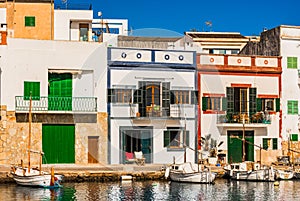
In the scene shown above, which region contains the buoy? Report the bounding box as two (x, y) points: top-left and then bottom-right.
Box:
(274, 181), (279, 186)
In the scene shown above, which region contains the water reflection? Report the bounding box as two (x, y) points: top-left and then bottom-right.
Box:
(1, 179), (300, 200)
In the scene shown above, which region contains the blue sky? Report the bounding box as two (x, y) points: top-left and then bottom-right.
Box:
(58, 0), (300, 37)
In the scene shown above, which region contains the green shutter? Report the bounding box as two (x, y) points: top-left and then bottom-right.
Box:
(256, 98), (262, 112)
(24, 81), (40, 100)
(107, 89), (114, 103)
(191, 91), (198, 105)
(164, 131), (170, 147)
(291, 134), (298, 141)
(275, 98), (280, 112)
(272, 138), (278, 150)
(170, 90), (176, 104)
(287, 57), (297, 69)
(288, 101), (293, 114)
(185, 131), (189, 147)
(222, 97), (227, 111)
(226, 87), (234, 114)
(48, 73), (72, 111)
(25, 16), (35, 27)
(293, 101), (298, 114)
(263, 138), (268, 150)
(249, 88), (257, 116)
(162, 82), (170, 116)
(202, 97), (208, 111)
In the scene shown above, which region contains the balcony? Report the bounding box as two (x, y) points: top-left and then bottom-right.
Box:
(15, 96), (97, 113)
(216, 112), (272, 131)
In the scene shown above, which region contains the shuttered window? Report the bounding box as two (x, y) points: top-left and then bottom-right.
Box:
(287, 57), (297, 69)
(163, 128), (189, 148)
(25, 16), (35, 27)
(291, 134), (298, 141)
(24, 81), (40, 100)
(287, 100), (298, 115)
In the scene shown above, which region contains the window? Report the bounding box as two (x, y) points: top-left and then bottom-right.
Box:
(290, 134), (298, 141)
(171, 90), (190, 104)
(262, 138), (278, 150)
(287, 57), (297, 69)
(164, 127), (189, 149)
(24, 81), (40, 100)
(202, 97), (221, 110)
(79, 24), (89, 41)
(231, 50), (239, 54)
(287, 100), (298, 115)
(107, 89), (132, 103)
(25, 16), (35, 27)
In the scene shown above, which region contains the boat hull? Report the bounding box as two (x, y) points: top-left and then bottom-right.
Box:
(12, 167), (63, 188)
(169, 171), (216, 183)
(275, 169), (294, 180)
(231, 168), (275, 181)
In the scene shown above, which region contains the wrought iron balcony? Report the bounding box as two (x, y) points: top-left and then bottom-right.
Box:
(217, 112), (272, 124)
(15, 96), (97, 113)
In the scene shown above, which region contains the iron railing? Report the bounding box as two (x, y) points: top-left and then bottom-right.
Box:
(217, 112), (271, 124)
(15, 96), (97, 112)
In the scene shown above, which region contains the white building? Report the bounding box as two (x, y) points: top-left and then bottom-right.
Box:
(241, 25), (300, 143)
(107, 47), (198, 164)
(198, 53), (282, 163)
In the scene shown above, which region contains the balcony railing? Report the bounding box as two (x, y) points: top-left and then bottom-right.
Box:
(15, 96), (97, 112)
(217, 112), (271, 124)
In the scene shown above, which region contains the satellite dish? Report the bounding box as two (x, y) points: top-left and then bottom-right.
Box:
(98, 11), (102, 17)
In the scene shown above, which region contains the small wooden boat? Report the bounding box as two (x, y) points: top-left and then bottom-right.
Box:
(165, 162), (216, 184)
(224, 161), (275, 181)
(275, 169), (294, 180)
(11, 94), (63, 188)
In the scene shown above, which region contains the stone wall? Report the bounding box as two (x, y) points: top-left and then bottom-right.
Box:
(240, 27), (281, 56)
(0, 105), (108, 165)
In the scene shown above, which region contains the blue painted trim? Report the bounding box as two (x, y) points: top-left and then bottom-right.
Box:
(108, 61), (196, 69)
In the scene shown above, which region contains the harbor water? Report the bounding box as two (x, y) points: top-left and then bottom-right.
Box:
(1, 179), (300, 200)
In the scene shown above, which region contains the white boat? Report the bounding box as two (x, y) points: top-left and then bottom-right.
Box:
(275, 169), (294, 180)
(12, 167), (63, 187)
(11, 95), (63, 188)
(224, 161), (275, 182)
(165, 162), (217, 184)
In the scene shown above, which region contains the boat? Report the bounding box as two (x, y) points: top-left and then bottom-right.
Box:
(275, 168), (294, 180)
(223, 161), (275, 181)
(165, 162), (217, 184)
(10, 94), (63, 188)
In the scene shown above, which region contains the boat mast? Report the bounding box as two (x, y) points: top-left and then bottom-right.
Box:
(242, 113), (245, 162)
(28, 93), (32, 173)
(184, 114), (186, 163)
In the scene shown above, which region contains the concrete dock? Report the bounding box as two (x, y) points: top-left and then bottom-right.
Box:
(0, 164), (225, 183)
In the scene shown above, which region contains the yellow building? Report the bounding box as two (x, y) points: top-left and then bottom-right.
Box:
(0, 0), (54, 40)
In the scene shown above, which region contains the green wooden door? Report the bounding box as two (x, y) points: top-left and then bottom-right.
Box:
(227, 131), (254, 163)
(48, 73), (72, 111)
(228, 131), (243, 163)
(42, 124), (75, 163)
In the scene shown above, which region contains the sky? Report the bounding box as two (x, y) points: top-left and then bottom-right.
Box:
(58, 0), (300, 37)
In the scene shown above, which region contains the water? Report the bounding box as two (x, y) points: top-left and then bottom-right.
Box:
(0, 179), (300, 201)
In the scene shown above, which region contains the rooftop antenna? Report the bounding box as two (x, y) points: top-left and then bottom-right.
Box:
(205, 21), (212, 32)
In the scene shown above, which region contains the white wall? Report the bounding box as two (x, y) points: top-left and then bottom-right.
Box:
(280, 26), (300, 140)
(200, 73), (281, 157)
(1, 38), (107, 111)
(0, 8), (6, 31)
(54, 10), (93, 41)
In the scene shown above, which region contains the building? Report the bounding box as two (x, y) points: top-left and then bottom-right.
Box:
(107, 47), (198, 164)
(197, 53), (282, 163)
(185, 31), (259, 54)
(0, 37), (109, 165)
(240, 25), (300, 144)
